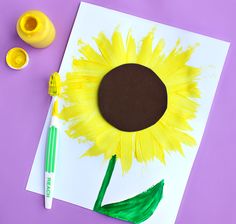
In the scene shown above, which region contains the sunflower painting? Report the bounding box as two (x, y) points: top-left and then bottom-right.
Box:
(56, 28), (201, 223)
(26, 3), (230, 224)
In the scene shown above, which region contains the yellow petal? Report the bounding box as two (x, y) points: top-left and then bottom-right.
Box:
(82, 145), (103, 157)
(72, 59), (110, 77)
(78, 40), (108, 65)
(96, 130), (120, 159)
(135, 131), (155, 163)
(149, 38), (165, 68)
(137, 30), (155, 66)
(162, 110), (193, 131)
(120, 132), (134, 173)
(150, 131), (166, 164)
(94, 32), (114, 65)
(111, 29), (126, 66)
(126, 31), (136, 63)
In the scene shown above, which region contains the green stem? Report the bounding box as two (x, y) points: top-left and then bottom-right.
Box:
(94, 155), (117, 211)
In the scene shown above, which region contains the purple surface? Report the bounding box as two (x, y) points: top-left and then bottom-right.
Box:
(0, 0), (235, 223)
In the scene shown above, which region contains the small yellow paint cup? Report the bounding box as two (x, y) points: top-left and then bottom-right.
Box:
(16, 10), (56, 48)
(6, 47), (29, 70)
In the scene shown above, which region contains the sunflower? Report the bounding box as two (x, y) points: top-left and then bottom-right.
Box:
(58, 28), (201, 173)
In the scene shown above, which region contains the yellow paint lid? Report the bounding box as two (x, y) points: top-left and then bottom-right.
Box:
(6, 47), (29, 70)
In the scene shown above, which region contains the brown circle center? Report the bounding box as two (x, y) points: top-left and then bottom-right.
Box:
(98, 63), (167, 132)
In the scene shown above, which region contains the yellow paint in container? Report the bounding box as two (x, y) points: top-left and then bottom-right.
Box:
(6, 47), (29, 70)
(16, 10), (56, 48)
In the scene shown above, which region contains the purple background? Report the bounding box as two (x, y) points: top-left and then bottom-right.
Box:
(0, 0), (235, 223)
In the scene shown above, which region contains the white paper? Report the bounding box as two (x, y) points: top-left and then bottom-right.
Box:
(27, 2), (230, 224)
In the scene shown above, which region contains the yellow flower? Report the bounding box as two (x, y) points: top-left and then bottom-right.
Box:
(59, 29), (201, 173)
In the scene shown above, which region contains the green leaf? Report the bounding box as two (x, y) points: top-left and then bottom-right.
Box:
(95, 179), (164, 224)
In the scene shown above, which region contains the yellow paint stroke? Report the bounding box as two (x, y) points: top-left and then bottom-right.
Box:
(58, 29), (201, 173)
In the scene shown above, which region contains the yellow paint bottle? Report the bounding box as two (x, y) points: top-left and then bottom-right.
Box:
(16, 10), (56, 48)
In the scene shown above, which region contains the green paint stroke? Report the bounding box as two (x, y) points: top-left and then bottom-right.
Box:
(94, 155), (117, 210)
(94, 155), (164, 223)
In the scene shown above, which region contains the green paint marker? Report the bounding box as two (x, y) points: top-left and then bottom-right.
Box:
(45, 72), (61, 209)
